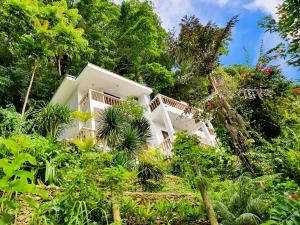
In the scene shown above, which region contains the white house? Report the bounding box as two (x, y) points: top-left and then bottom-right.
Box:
(50, 63), (217, 154)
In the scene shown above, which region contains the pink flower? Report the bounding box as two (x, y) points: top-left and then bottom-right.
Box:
(290, 195), (298, 199)
(267, 68), (273, 73)
(292, 89), (300, 93)
(206, 103), (213, 110)
(258, 65), (264, 70)
(215, 81), (223, 87)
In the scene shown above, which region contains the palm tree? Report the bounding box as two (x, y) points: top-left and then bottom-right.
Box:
(96, 105), (152, 224)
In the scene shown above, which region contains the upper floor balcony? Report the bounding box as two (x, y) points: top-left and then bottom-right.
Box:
(80, 89), (124, 111)
(150, 94), (196, 116)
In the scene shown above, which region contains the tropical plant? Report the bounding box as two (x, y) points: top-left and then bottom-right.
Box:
(96, 102), (151, 162)
(260, 0), (300, 67)
(0, 144), (47, 224)
(0, 106), (28, 137)
(33, 104), (71, 138)
(138, 149), (165, 192)
(215, 175), (268, 225)
(172, 131), (219, 225)
(101, 165), (134, 224)
(263, 194), (300, 225)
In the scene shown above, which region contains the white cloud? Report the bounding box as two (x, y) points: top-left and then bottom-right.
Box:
(113, 0), (198, 30)
(244, 0), (282, 19)
(151, 0), (196, 30)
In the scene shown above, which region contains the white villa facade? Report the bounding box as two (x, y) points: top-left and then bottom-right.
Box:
(50, 63), (217, 154)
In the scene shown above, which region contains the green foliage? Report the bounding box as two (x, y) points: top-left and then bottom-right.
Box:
(115, 97), (144, 120)
(138, 149), (165, 192)
(0, 106), (26, 137)
(121, 197), (207, 225)
(71, 110), (94, 124)
(97, 104), (151, 163)
(101, 165), (134, 194)
(215, 175), (268, 225)
(33, 104), (71, 138)
(260, 0), (300, 67)
(0, 139), (48, 224)
(263, 195), (300, 225)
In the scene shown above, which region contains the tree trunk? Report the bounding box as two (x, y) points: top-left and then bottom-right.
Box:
(56, 55), (62, 76)
(193, 165), (219, 225)
(112, 193), (121, 224)
(210, 73), (256, 175)
(21, 62), (37, 118)
(112, 202), (121, 223)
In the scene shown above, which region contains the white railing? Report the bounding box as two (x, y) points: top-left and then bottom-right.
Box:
(91, 90), (123, 106)
(149, 94), (196, 115)
(160, 137), (172, 154)
(79, 90), (124, 110)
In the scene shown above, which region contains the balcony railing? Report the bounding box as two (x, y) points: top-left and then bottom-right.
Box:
(91, 90), (123, 106)
(79, 93), (89, 110)
(79, 90), (124, 110)
(77, 127), (96, 140)
(150, 94), (195, 114)
(160, 137), (172, 153)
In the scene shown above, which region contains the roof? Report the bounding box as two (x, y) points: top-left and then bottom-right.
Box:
(50, 63), (153, 105)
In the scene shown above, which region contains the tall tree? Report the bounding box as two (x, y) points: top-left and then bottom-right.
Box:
(113, 0), (174, 93)
(167, 15), (256, 174)
(260, 0), (300, 68)
(0, 0), (88, 113)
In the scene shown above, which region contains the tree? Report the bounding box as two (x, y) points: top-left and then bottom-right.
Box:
(101, 166), (133, 224)
(41, 0), (88, 76)
(111, 0), (174, 93)
(168, 15), (257, 174)
(0, 0), (88, 114)
(260, 0), (300, 68)
(172, 132), (219, 225)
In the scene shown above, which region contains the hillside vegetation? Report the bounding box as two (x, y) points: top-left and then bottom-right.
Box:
(0, 0), (299, 224)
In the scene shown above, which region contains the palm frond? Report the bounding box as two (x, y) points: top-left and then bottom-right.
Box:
(235, 213), (261, 225)
(130, 116), (151, 144)
(96, 107), (125, 146)
(246, 198), (268, 219)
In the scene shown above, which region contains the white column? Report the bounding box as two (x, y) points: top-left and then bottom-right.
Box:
(158, 95), (175, 141)
(88, 89), (96, 138)
(139, 94), (151, 112)
(201, 121), (215, 145)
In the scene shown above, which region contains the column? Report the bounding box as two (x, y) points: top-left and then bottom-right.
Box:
(88, 89), (96, 138)
(158, 95), (175, 141)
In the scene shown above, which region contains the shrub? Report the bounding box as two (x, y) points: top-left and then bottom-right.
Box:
(138, 149), (165, 192)
(0, 106), (29, 137)
(34, 104), (71, 138)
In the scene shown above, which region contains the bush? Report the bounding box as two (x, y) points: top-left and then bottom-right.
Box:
(0, 106), (29, 137)
(33, 104), (71, 138)
(138, 149), (165, 192)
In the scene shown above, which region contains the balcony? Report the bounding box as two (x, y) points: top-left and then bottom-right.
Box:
(150, 94), (188, 112)
(80, 90), (124, 110)
(160, 137), (172, 154)
(77, 127), (96, 140)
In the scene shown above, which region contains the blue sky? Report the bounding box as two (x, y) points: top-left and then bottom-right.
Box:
(114, 0), (299, 81)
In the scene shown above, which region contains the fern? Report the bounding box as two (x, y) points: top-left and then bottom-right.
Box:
(235, 213), (261, 225)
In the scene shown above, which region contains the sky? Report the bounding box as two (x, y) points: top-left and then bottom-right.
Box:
(114, 0), (299, 80)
